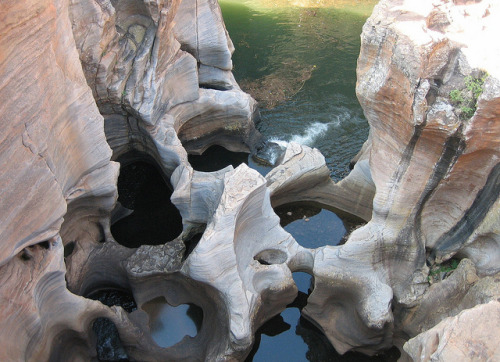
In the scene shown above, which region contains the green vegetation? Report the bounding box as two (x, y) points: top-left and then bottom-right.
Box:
(449, 72), (488, 120)
(428, 259), (459, 283)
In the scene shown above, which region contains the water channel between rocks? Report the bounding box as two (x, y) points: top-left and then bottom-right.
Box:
(107, 1), (402, 360)
(219, 1), (394, 360)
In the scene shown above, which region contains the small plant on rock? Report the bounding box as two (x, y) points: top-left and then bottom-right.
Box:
(428, 258), (459, 283)
(449, 71), (488, 120)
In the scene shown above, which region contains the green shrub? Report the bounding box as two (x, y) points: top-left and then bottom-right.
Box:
(449, 71), (488, 120)
(449, 89), (463, 103)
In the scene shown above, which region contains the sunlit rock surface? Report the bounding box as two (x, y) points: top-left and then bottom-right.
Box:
(266, 142), (375, 221)
(0, 0), (262, 360)
(70, 0), (260, 169)
(0, 0), (118, 359)
(1, 0), (500, 360)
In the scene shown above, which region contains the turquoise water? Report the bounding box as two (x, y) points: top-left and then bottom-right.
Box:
(220, 0), (376, 180)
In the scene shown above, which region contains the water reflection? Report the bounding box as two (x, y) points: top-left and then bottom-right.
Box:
(246, 272), (400, 362)
(142, 297), (203, 348)
(275, 203), (349, 248)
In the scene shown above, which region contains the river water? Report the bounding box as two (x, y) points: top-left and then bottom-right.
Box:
(220, 0), (376, 181)
(216, 1), (400, 361)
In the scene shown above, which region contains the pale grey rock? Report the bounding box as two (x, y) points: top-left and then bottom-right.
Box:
(71, 0), (259, 172)
(267, 142), (375, 221)
(180, 164), (305, 358)
(172, 0), (233, 70)
(171, 163), (230, 228)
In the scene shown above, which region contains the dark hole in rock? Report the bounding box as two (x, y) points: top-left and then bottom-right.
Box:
(111, 157), (183, 248)
(28, 240), (50, 250)
(64, 241), (76, 258)
(254, 249), (287, 265)
(188, 145), (249, 172)
(38, 240), (50, 249)
(19, 249), (31, 261)
(274, 202), (365, 248)
(142, 297), (204, 348)
(87, 289), (137, 362)
(182, 232), (204, 261)
(199, 83), (232, 91)
(97, 223), (106, 244)
(87, 288), (137, 313)
(93, 318), (129, 362)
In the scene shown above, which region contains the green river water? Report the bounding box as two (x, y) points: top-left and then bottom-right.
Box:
(220, 0), (377, 181)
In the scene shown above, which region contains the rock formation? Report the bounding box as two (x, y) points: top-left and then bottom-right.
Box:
(0, 0), (499, 361)
(404, 301), (500, 361)
(299, 0), (500, 356)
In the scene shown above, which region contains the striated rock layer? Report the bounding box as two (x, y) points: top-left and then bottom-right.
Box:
(298, 0), (500, 356)
(1, 0), (500, 360)
(0, 0), (262, 360)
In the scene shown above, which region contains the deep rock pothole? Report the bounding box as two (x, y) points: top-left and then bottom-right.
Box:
(188, 145), (249, 172)
(111, 158), (183, 248)
(86, 289), (137, 361)
(254, 249), (288, 265)
(246, 269), (399, 362)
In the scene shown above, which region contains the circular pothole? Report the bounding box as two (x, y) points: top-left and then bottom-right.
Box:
(254, 249), (288, 265)
(111, 159), (183, 248)
(274, 202), (364, 248)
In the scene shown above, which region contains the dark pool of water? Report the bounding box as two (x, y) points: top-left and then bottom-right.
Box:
(111, 160), (183, 248)
(188, 145), (249, 172)
(142, 297), (203, 348)
(246, 272), (400, 362)
(275, 202), (364, 247)
(220, 0), (376, 181)
(275, 204), (346, 247)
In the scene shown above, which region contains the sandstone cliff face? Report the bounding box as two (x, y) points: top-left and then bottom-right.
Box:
(0, 0), (261, 359)
(1, 0), (499, 360)
(266, 0), (500, 357)
(0, 0), (119, 359)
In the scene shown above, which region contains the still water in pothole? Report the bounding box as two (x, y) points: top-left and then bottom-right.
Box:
(275, 202), (366, 248)
(246, 273), (400, 362)
(142, 297), (204, 348)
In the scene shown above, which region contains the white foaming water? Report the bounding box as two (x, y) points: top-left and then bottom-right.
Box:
(270, 119), (339, 148)
(261, 111), (351, 166)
